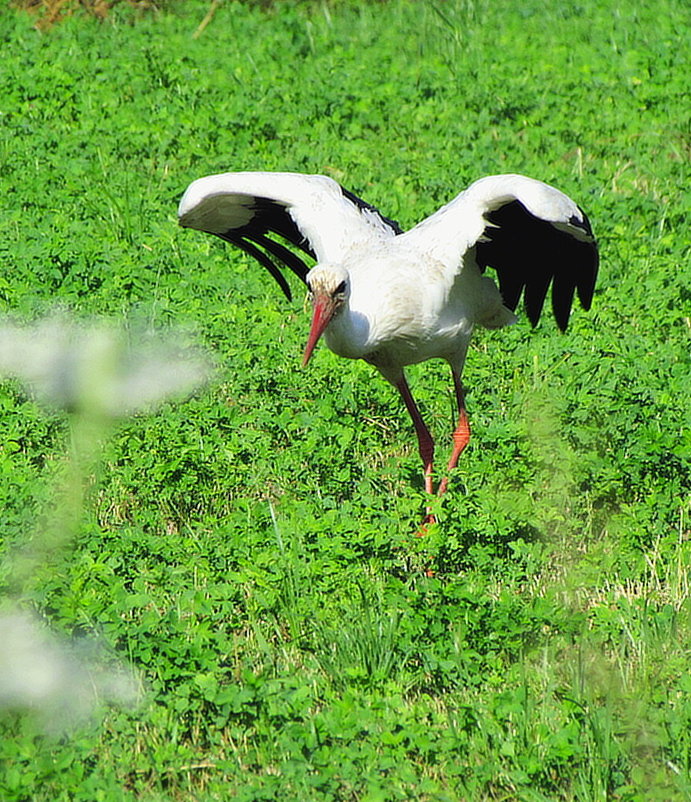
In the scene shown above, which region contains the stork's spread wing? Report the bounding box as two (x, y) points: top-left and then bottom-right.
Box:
(178, 172), (401, 301)
(405, 174), (598, 330)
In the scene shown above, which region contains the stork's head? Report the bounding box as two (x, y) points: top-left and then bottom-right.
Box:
(302, 264), (350, 367)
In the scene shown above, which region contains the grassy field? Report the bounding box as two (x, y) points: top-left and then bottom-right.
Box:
(1, 0), (690, 798)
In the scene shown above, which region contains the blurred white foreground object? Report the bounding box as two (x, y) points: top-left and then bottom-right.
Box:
(0, 316), (211, 416)
(0, 610), (139, 731)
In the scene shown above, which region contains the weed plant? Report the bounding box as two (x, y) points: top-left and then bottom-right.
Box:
(0, 0), (690, 799)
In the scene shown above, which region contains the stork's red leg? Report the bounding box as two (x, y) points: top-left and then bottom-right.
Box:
(395, 376), (435, 497)
(437, 370), (470, 497)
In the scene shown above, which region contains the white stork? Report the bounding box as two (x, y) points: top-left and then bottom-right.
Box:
(178, 171), (598, 507)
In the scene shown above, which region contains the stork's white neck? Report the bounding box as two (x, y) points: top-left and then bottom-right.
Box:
(323, 305), (371, 359)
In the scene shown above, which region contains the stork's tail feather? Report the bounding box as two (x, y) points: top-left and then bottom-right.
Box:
(476, 276), (518, 329)
(478, 304), (518, 330)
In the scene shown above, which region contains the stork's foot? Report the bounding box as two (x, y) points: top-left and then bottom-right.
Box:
(437, 476), (450, 497)
(416, 510), (437, 536)
(435, 405), (470, 497)
(414, 512), (437, 575)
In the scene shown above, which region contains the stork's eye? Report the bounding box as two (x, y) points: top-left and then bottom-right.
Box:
(335, 280), (347, 295)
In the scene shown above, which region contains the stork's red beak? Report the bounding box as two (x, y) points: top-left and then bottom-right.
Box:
(302, 295), (335, 367)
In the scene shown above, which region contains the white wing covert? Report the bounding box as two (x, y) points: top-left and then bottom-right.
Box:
(404, 174), (599, 330)
(178, 172), (402, 301)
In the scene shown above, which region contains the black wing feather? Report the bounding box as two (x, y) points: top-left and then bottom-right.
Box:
(218, 233), (295, 301)
(250, 198), (317, 260)
(340, 186), (403, 234)
(208, 191), (400, 300)
(475, 200), (598, 331)
(212, 197), (315, 298)
(251, 233), (312, 282)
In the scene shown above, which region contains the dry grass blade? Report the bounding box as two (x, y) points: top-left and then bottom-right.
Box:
(192, 0), (220, 39)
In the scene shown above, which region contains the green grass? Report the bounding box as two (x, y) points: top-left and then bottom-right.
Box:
(1, 0), (690, 798)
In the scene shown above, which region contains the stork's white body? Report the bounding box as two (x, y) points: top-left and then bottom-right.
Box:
(321, 240), (512, 380)
(178, 170), (598, 505)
